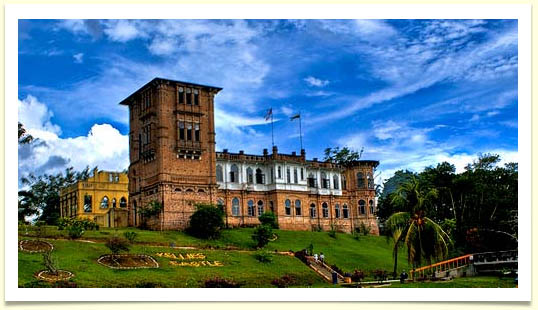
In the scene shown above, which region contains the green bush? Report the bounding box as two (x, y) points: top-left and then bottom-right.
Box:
(204, 277), (241, 288)
(123, 231), (138, 243)
(187, 204), (225, 239)
(105, 236), (130, 255)
(271, 274), (296, 288)
(67, 224), (84, 239)
(258, 211), (279, 229)
(358, 222), (371, 236)
(254, 250), (273, 263)
(252, 224), (273, 248)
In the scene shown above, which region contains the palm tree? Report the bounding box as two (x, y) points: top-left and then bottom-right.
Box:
(385, 177), (451, 278)
(18, 122), (33, 144)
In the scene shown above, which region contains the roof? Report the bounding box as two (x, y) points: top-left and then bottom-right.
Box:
(119, 77), (223, 105)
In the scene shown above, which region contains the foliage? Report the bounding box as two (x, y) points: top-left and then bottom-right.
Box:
(254, 250), (273, 263)
(307, 243), (314, 256)
(328, 224), (337, 239)
(57, 217), (99, 231)
(18, 122), (34, 144)
(258, 211), (279, 229)
(67, 225), (85, 239)
(271, 274), (296, 288)
(330, 264), (344, 275)
(105, 236), (130, 255)
(42, 251), (59, 275)
(372, 269), (388, 282)
(139, 200), (163, 218)
(19, 166), (93, 224)
(123, 231), (138, 243)
(204, 277), (241, 288)
(358, 222), (371, 236)
(351, 269), (365, 282)
(323, 146), (363, 165)
(187, 203), (225, 239)
(252, 224), (273, 248)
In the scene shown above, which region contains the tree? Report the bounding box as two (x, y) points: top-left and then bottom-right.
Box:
(385, 177), (451, 276)
(18, 122), (33, 144)
(258, 211), (279, 229)
(323, 146), (363, 165)
(252, 224), (273, 248)
(105, 236), (130, 266)
(187, 203), (225, 239)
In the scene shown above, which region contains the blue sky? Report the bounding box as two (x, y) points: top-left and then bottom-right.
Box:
(18, 19), (518, 183)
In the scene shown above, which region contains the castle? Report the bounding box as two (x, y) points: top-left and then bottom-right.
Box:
(119, 77), (379, 234)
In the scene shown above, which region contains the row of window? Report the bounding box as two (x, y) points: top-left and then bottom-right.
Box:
(357, 172), (375, 189)
(178, 87), (200, 106)
(178, 121), (201, 142)
(82, 195), (127, 213)
(224, 198), (374, 218)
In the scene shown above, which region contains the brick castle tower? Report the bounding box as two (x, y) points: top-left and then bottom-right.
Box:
(120, 78), (222, 230)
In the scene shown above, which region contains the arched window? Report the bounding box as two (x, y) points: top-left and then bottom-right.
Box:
(357, 172), (365, 188)
(120, 197), (127, 208)
(112, 198), (117, 208)
(257, 200), (264, 216)
(278, 166), (282, 179)
(232, 197), (240, 216)
(307, 173), (317, 188)
(342, 204), (349, 218)
(230, 164), (239, 183)
(321, 172), (329, 189)
(293, 168), (298, 183)
(369, 200), (375, 215)
(342, 175), (347, 190)
(335, 204), (340, 218)
(100, 196), (109, 208)
(248, 200), (255, 217)
(322, 202), (329, 218)
(217, 198), (225, 212)
(216, 165), (223, 182)
(333, 175), (339, 190)
(295, 200), (302, 216)
(84, 195), (93, 212)
(247, 167), (254, 184)
(367, 173), (374, 189)
(309, 203), (316, 218)
(286, 167), (291, 183)
(359, 200), (366, 215)
(256, 168), (264, 184)
(285, 199), (291, 216)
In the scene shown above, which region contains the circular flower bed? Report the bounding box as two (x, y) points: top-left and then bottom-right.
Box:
(19, 240), (53, 253)
(97, 254), (159, 269)
(35, 270), (74, 282)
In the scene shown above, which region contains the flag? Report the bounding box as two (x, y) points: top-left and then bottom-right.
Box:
(264, 108), (272, 121)
(290, 113), (300, 121)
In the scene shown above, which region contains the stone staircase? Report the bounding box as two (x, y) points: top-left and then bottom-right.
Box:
(305, 256), (345, 284)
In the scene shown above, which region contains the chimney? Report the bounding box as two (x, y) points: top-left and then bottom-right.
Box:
(301, 149), (306, 156)
(239, 150), (244, 155)
(313, 158), (318, 162)
(263, 148), (268, 156)
(223, 149), (228, 153)
(292, 151), (296, 156)
(272, 145), (278, 155)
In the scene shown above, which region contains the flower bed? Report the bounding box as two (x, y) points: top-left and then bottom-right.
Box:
(97, 254), (159, 269)
(19, 240), (53, 253)
(35, 270), (74, 282)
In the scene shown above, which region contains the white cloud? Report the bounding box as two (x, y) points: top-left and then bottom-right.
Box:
(18, 96), (129, 182)
(102, 20), (144, 42)
(280, 106), (294, 117)
(73, 52), (84, 63)
(304, 76), (329, 87)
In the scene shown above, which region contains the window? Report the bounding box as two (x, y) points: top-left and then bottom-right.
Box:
(333, 175), (339, 190)
(321, 172), (329, 189)
(278, 166), (282, 179)
(307, 173), (317, 188)
(186, 88), (192, 105)
(246, 167), (254, 184)
(230, 164), (239, 183)
(285, 199), (291, 216)
(293, 168), (298, 184)
(179, 121), (185, 140)
(359, 200), (366, 215)
(84, 195), (92, 213)
(270, 169), (274, 183)
(248, 200), (255, 217)
(232, 197), (240, 216)
(112, 198), (117, 208)
(286, 167), (291, 183)
(120, 197), (127, 208)
(217, 198), (225, 212)
(216, 165), (224, 182)
(194, 89), (199, 105)
(257, 200), (264, 216)
(309, 203), (316, 218)
(300, 168), (304, 180)
(143, 124), (152, 145)
(270, 201), (274, 213)
(367, 173), (374, 189)
(357, 172), (365, 188)
(100, 196), (109, 209)
(335, 204), (340, 218)
(187, 123), (192, 141)
(114, 175), (119, 182)
(178, 87), (184, 104)
(369, 200), (375, 215)
(194, 123), (200, 142)
(342, 175), (347, 190)
(322, 202), (329, 218)
(109, 173), (113, 182)
(342, 204), (349, 218)
(295, 200), (302, 216)
(256, 168), (264, 184)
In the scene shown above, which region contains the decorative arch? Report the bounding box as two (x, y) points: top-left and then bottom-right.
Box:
(120, 197), (127, 208)
(335, 204), (340, 218)
(285, 199), (291, 216)
(257, 200), (264, 216)
(309, 203), (316, 218)
(100, 196), (109, 208)
(295, 199), (302, 216)
(232, 197), (240, 216)
(230, 164), (239, 183)
(246, 167), (254, 184)
(322, 202), (329, 218)
(359, 200), (366, 215)
(247, 200), (255, 216)
(216, 165), (224, 182)
(342, 204), (349, 219)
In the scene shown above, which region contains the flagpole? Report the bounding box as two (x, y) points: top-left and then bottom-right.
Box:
(299, 111), (303, 151)
(271, 109), (274, 148)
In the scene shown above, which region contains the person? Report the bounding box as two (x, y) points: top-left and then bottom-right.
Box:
(313, 253), (319, 262)
(400, 270), (408, 284)
(320, 252), (325, 264)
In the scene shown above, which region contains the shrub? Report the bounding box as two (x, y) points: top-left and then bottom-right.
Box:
(358, 222), (371, 236)
(67, 224), (84, 239)
(123, 231), (138, 243)
(105, 236), (130, 255)
(351, 269), (365, 282)
(312, 225), (323, 232)
(294, 249), (308, 264)
(204, 277), (241, 288)
(251, 224), (273, 248)
(187, 204), (224, 239)
(258, 211), (279, 229)
(307, 243), (314, 256)
(271, 274), (296, 288)
(328, 224), (338, 239)
(372, 269), (388, 282)
(330, 264), (344, 275)
(254, 250), (273, 263)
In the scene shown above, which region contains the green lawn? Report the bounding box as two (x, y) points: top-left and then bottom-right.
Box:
(387, 276), (516, 288)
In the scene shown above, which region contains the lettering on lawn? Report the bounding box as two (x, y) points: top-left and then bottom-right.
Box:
(155, 252), (223, 267)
